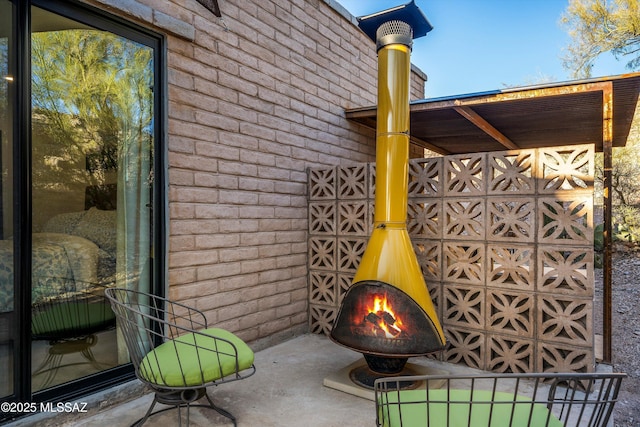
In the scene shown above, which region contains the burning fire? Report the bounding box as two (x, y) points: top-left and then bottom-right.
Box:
(361, 293), (407, 339)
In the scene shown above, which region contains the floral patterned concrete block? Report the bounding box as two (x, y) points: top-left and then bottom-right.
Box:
(487, 334), (535, 373)
(537, 145), (594, 193)
(488, 149), (535, 195)
(486, 289), (534, 338)
(409, 157), (442, 197)
(308, 167), (336, 200)
(444, 199), (486, 240)
(444, 153), (486, 196)
(488, 198), (535, 242)
(487, 244), (534, 290)
(408, 199), (442, 238)
(338, 165), (368, 199)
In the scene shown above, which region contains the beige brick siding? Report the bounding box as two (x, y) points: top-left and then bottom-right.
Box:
(85, 0), (427, 346)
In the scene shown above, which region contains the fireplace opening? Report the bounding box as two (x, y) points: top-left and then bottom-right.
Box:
(331, 280), (443, 358)
(331, 280), (445, 386)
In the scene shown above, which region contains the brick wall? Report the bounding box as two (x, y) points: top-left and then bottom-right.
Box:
(85, 0), (428, 348)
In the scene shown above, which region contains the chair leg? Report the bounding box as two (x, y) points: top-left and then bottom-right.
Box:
(204, 391), (237, 427)
(132, 394), (159, 427)
(133, 389), (237, 427)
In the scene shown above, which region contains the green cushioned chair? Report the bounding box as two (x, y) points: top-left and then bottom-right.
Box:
(139, 327), (254, 387)
(375, 372), (626, 427)
(105, 288), (256, 427)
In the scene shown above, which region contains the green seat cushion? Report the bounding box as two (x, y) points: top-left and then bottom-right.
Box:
(32, 301), (115, 337)
(379, 388), (563, 427)
(139, 327), (254, 387)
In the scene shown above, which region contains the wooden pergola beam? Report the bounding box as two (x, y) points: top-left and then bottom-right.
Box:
(409, 81), (615, 112)
(409, 136), (451, 155)
(345, 109), (451, 155)
(453, 106), (519, 150)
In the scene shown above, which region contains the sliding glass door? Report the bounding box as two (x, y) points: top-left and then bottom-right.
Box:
(0, 0), (164, 417)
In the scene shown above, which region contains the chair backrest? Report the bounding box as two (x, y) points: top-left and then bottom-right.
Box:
(104, 288), (209, 369)
(104, 288), (152, 368)
(374, 372), (626, 427)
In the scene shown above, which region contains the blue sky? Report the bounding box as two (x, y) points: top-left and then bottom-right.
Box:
(337, 0), (629, 99)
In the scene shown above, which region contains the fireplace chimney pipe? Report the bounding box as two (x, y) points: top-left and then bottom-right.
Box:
(351, 2), (446, 348)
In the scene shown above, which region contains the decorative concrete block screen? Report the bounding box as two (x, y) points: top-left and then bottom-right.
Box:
(308, 144), (595, 374)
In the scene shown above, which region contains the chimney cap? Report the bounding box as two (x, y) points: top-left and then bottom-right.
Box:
(357, 1), (433, 43)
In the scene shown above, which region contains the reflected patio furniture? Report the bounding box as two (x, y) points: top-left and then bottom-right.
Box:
(375, 372), (626, 427)
(105, 288), (256, 427)
(31, 282), (116, 389)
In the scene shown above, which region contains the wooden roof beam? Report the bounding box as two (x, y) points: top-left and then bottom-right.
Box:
(346, 109), (450, 155)
(409, 135), (451, 155)
(453, 106), (519, 150)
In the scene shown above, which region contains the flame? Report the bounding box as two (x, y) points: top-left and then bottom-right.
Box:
(365, 293), (404, 338)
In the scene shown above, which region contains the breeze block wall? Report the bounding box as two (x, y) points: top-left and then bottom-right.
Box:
(309, 144), (596, 374)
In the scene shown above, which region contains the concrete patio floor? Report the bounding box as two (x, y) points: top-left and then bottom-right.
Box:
(86, 333), (379, 427)
(7, 333), (624, 427)
(11, 333), (475, 427)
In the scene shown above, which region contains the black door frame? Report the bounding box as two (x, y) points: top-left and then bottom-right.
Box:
(2, 0), (166, 417)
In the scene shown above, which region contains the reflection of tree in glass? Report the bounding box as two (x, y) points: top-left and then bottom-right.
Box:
(0, 37), (9, 102)
(0, 38), (8, 123)
(31, 30), (153, 189)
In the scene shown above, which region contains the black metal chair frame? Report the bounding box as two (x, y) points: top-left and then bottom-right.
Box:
(105, 288), (256, 427)
(375, 371), (626, 427)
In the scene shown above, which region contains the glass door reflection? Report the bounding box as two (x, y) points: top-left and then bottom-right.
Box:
(29, 5), (154, 391)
